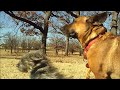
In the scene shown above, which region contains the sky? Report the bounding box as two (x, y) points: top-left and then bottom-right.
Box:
(0, 11), (112, 44)
(0, 12), (44, 44)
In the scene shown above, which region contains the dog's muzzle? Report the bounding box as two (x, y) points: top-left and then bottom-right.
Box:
(69, 31), (78, 38)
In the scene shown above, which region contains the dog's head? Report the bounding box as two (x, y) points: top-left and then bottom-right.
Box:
(62, 12), (108, 47)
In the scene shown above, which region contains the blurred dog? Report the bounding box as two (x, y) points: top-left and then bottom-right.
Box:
(62, 12), (120, 79)
(17, 50), (64, 79)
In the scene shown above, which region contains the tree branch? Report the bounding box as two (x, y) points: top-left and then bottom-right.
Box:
(4, 11), (44, 34)
(51, 12), (69, 24)
(51, 12), (59, 18)
(66, 11), (79, 18)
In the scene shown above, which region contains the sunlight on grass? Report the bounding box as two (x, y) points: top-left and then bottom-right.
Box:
(0, 49), (95, 79)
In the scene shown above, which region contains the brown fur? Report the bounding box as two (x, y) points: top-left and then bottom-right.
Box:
(63, 12), (120, 79)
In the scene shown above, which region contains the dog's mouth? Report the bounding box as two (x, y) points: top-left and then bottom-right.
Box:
(61, 25), (78, 39)
(69, 31), (78, 38)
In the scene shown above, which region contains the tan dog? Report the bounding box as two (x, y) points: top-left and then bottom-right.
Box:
(62, 12), (120, 79)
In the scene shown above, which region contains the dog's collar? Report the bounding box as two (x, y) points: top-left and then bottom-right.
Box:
(83, 36), (100, 59)
(82, 25), (106, 48)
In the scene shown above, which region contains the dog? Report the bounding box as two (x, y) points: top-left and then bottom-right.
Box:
(62, 12), (120, 79)
(17, 50), (64, 79)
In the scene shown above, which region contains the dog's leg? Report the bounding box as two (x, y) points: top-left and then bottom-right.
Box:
(86, 68), (91, 79)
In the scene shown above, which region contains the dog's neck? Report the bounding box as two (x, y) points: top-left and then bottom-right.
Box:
(81, 25), (107, 48)
(83, 36), (100, 59)
(81, 25), (107, 59)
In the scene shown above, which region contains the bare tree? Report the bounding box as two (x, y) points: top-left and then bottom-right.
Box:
(3, 32), (19, 54)
(41, 11), (51, 55)
(4, 11), (51, 55)
(68, 39), (82, 55)
(49, 35), (65, 55)
(21, 38), (27, 52)
(32, 39), (41, 50)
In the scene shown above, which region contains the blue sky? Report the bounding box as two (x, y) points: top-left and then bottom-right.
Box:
(0, 11), (112, 44)
(0, 12), (21, 35)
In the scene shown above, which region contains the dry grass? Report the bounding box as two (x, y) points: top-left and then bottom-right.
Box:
(0, 49), (95, 79)
(0, 58), (30, 79)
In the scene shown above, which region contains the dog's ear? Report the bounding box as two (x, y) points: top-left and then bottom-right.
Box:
(87, 12), (107, 25)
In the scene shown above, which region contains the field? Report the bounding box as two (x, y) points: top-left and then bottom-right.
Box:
(0, 49), (94, 79)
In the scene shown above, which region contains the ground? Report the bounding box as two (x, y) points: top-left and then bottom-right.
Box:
(0, 49), (94, 79)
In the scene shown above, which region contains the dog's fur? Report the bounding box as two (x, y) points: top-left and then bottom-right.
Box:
(62, 12), (120, 79)
(17, 50), (64, 79)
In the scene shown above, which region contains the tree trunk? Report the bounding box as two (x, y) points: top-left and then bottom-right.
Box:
(111, 11), (119, 35)
(28, 49), (30, 52)
(55, 42), (58, 55)
(5, 46), (6, 51)
(10, 46), (13, 54)
(79, 47), (83, 56)
(22, 48), (24, 52)
(41, 11), (51, 55)
(65, 35), (69, 56)
(41, 33), (47, 55)
(14, 46), (17, 53)
(55, 48), (58, 55)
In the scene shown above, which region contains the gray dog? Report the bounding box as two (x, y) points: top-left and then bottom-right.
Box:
(17, 50), (64, 79)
